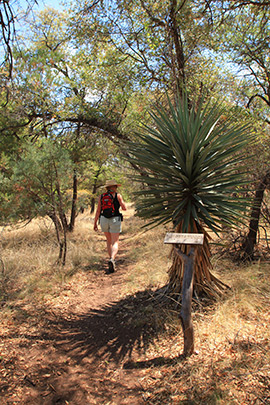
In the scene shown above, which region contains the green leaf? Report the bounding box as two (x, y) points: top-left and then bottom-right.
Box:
(124, 92), (254, 234)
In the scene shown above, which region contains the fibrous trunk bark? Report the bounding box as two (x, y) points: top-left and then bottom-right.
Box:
(167, 222), (229, 299)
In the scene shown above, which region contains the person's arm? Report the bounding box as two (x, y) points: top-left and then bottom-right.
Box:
(117, 193), (127, 211)
(93, 196), (101, 231)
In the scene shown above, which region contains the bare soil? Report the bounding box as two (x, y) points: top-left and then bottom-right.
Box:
(1, 227), (270, 405)
(0, 239), (177, 405)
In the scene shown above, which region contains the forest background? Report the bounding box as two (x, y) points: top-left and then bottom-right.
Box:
(1, 0), (270, 261)
(0, 0), (270, 403)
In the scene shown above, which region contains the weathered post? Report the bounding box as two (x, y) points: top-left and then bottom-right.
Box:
(164, 233), (204, 357)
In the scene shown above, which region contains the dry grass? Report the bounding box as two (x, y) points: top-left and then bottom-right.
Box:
(135, 257), (270, 404)
(0, 207), (269, 404)
(120, 223), (171, 295)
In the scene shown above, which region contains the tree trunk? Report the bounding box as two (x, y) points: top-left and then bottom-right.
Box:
(48, 210), (66, 265)
(169, 0), (186, 94)
(90, 179), (98, 214)
(69, 169), (78, 232)
(90, 167), (102, 214)
(241, 171), (270, 261)
(48, 211), (62, 234)
(59, 215), (67, 266)
(51, 161), (69, 265)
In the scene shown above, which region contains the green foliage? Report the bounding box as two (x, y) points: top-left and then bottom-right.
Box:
(0, 140), (74, 223)
(125, 94), (255, 233)
(70, 0), (217, 95)
(209, 4), (270, 120)
(2, 0), (269, 234)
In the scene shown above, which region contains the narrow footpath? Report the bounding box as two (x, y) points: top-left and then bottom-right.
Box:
(0, 237), (168, 405)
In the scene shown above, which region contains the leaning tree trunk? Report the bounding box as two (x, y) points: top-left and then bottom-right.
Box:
(167, 221), (229, 300)
(69, 169), (78, 232)
(48, 209), (66, 266)
(241, 171), (270, 261)
(90, 174), (99, 214)
(52, 162), (69, 265)
(90, 166), (103, 214)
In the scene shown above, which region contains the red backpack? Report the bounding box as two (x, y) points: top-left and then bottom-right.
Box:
(100, 192), (115, 218)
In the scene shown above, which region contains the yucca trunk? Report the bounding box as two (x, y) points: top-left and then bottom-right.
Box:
(167, 222), (229, 299)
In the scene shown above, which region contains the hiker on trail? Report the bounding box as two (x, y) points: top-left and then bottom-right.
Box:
(93, 180), (127, 273)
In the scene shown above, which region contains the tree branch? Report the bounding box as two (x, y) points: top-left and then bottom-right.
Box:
(246, 93), (270, 108)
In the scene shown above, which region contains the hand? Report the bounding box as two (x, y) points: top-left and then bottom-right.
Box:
(94, 223), (98, 232)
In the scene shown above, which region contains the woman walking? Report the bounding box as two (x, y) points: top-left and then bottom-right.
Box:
(93, 180), (127, 273)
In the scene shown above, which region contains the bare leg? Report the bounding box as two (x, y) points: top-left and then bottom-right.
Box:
(104, 232), (112, 258)
(110, 233), (120, 260)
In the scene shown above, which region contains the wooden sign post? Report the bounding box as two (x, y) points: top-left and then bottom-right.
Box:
(164, 233), (204, 357)
(164, 233), (204, 246)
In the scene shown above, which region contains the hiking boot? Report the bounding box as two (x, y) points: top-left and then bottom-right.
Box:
(108, 258), (115, 273)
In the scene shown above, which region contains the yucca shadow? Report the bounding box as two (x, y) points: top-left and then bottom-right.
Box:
(45, 288), (173, 366)
(123, 354), (184, 369)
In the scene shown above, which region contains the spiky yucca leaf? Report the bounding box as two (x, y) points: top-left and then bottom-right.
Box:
(126, 95), (254, 233)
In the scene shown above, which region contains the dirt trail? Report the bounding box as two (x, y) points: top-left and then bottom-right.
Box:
(0, 238), (159, 405)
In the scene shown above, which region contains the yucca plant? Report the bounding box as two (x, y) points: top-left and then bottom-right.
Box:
(125, 94), (254, 299)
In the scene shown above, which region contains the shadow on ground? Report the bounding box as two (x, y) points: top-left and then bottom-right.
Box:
(1, 289), (182, 404)
(46, 288), (173, 366)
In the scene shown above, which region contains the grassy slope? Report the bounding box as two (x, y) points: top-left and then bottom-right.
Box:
(0, 205), (269, 404)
